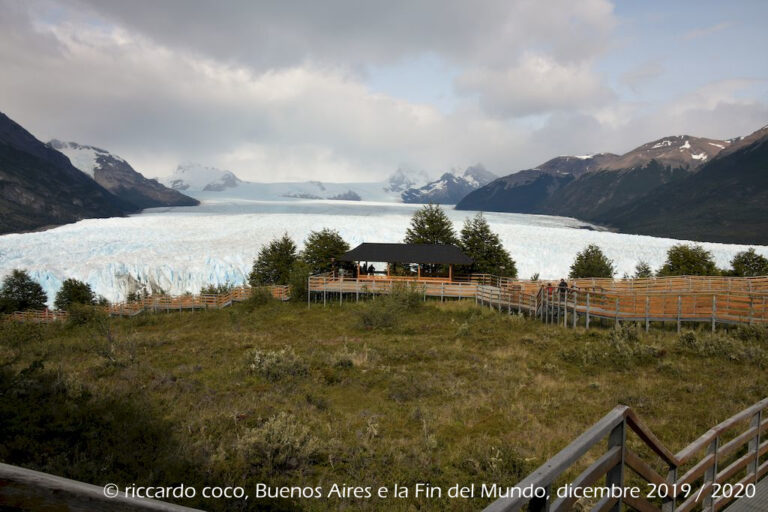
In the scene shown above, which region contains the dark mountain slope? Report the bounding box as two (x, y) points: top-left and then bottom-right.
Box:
(545, 161), (689, 220)
(604, 126), (768, 244)
(0, 112), (132, 234)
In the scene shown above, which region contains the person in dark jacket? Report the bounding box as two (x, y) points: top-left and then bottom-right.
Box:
(558, 279), (568, 298)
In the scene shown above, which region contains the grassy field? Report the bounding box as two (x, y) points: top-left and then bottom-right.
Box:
(1, 293), (767, 511)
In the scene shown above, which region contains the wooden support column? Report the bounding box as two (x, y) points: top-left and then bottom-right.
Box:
(449, 264), (453, 281)
(417, 264), (421, 279)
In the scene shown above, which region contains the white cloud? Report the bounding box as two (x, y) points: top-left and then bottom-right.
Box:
(456, 53), (615, 117)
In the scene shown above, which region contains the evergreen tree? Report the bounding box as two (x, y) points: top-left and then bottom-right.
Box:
(404, 204), (458, 245)
(634, 261), (653, 278)
(569, 245), (615, 278)
(0, 269), (47, 312)
(657, 244), (719, 276)
(54, 278), (96, 310)
(730, 248), (768, 277)
(249, 234), (298, 286)
(301, 228), (350, 274)
(459, 213), (517, 277)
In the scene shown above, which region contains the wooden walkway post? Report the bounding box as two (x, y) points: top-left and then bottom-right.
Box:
(748, 410), (762, 482)
(572, 292), (578, 328)
(645, 295), (650, 332)
(606, 418), (627, 512)
(677, 295), (682, 333)
(586, 292), (591, 329)
(711, 295), (716, 332)
(703, 438), (719, 510)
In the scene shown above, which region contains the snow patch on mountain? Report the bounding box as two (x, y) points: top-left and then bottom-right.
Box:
(48, 140), (125, 178)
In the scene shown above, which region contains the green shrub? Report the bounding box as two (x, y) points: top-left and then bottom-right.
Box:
(561, 323), (660, 368)
(357, 284), (423, 330)
(245, 346), (307, 381)
(247, 286), (275, 306)
(199, 283), (234, 295)
(287, 260), (311, 302)
(0, 269), (47, 313)
(657, 244), (719, 276)
(54, 278), (95, 310)
(730, 248), (768, 277)
(569, 245), (615, 278)
(249, 234), (297, 286)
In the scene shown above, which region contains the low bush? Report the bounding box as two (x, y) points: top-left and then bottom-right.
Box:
(245, 346), (307, 381)
(247, 286), (275, 306)
(357, 284), (423, 330)
(237, 411), (322, 474)
(561, 323), (661, 369)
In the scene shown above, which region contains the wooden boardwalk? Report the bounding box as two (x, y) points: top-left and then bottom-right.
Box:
(727, 478), (768, 511)
(309, 273), (768, 330)
(484, 398), (768, 512)
(5, 285), (289, 324)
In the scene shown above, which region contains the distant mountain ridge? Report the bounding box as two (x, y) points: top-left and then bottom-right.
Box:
(161, 163), (242, 192)
(457, 126), (768, 244)
(401, 165), (497, 204)
(49, 140), (198, 208)
(0, 112), (132, 234)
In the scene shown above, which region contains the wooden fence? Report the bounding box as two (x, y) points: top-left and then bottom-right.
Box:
(311, 273), (768, 330)
(4, 285), (289, 324)
(484, 397), (768, 512)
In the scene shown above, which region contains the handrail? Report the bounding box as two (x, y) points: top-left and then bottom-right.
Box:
(0, 462), (201, 511)
(483, 398), (768, 512)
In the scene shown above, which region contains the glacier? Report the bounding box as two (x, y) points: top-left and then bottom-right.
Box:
(0, 199), (766, 306)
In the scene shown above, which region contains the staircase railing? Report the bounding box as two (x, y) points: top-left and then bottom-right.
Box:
(484, 398), (768, 512)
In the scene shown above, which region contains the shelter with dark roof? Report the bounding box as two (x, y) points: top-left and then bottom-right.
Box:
(338, 243), (472, 280)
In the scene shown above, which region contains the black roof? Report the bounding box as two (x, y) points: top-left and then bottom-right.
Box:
(338, 243), (473, 265)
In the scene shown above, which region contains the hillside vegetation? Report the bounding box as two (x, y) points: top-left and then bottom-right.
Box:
(1, 297), (767, 511)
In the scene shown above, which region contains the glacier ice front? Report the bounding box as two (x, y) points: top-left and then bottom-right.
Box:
(0, 199), (765, 306)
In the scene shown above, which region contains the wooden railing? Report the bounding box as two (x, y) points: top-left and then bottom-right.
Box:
(537, 288), (768, 330)
(0, 462), (201, 511)
(484, 398), (768, 512)
(4, 285), (290, 323)
(309, 273), (768, 328)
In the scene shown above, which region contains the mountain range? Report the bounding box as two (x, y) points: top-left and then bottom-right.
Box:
(0, 112), (196, 234)
(457, 126), (768, 244)
(160, 163), (492, 204)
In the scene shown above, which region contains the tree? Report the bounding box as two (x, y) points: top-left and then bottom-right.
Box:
(730, 248), (768, 277)
(249, 234), (298, 286)
(459, 213), (517, 277)
(657, 244), (719, 276)
(54, 279), (96, 310)
(569, 245), (615, 278)
(301, 229), (350, 274)
(0, 269), (47, 312)
(404, 204), (458, 245)
(634, 261), (653, 278)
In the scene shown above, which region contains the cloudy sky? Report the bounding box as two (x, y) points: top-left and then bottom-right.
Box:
(1, 0), (766, 182)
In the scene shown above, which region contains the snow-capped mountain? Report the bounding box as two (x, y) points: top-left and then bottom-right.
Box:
(161, 163), (242, 192)
(384, 167), (429, 193)
(49, 140), (198, 209)
(401, 165), (497, 204)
